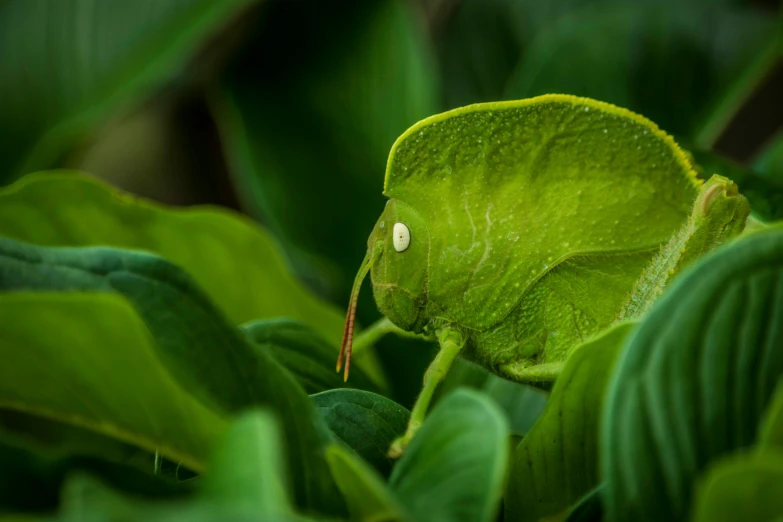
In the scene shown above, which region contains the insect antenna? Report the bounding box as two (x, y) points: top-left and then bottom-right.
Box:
(337, 245), (380, 381)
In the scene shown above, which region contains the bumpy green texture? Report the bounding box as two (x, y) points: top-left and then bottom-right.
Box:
(366, 95), (709, 380)
(619, 174), (751, 320)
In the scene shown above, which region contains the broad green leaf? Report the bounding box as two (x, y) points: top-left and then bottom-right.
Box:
(436, 359), (547, 436)
(242, 319), (379, 395)
(389, 390), (508, 522)
(214, 0), (438, 299)
(49, 413), (315, 521)
(55, 473), (316, 522)
(0, 410), (155, 474)
(689, 147), (783, 223)
(692, 449), (783, 522)
(0, 0), (252, 182)
(312, 389), (409, 477)
(325, 445), (410, 522)
(0, 292), (224, 472)
(504, 323), (635, 522)
(0, 433), (188, 514)
(602, 226), (783, 522)
(502, 2), (777, 141)
(0, 172), (345, 344)
(200, 410), (290, 515)
(0, 238), (344, 516)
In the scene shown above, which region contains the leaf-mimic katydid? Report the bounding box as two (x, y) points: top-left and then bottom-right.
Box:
(336, 95), (750, 456)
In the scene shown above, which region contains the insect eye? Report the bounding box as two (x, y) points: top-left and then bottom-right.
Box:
(393, 222), (411, 252)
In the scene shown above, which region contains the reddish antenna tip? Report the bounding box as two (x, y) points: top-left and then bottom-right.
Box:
(336, 246), (378, 382)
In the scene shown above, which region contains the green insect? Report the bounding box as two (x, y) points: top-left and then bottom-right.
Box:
(336, 95), (750, 456)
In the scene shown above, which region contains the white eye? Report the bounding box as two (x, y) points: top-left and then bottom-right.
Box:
(393, 222), (410, 252)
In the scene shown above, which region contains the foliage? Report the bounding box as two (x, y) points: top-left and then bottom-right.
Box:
(0, 1), (782, 522)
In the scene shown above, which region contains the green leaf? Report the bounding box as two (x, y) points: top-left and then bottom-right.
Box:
(47, 412), (317, 521)
(692, 449), (783, 522)
(0, 433), (188, 514)
(312, 389), (409, 478)
(602, 226), (783, 522)
(0, 0), (252, 182)
(242, 319), (379, 395)
(200, 410), (290, 515)
(55, 472), (316, 522)
(0, 172), (345, 345)
(0, 291), (225, 472)
(0, 238), (344, 516)
(504, 323), (635, 522)
(0, 410), (156, 473)
(325, 444), (410, 522)
(436, 359), (547, 436)
(214, 0), (438, 298)
(389, 389), (509, 522)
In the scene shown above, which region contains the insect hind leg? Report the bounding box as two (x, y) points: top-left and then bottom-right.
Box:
(498, 360), (562, 387)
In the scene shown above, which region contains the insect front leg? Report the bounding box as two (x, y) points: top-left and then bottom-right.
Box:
(387, 326), (466, 458)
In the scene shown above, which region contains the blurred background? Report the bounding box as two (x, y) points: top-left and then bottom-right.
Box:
(1, 0), (781, 408)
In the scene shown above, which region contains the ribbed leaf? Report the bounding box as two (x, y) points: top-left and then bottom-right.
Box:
(602, 226), (783, 521)
(312, 389), (408, 477)
(242, 319), (379, 395)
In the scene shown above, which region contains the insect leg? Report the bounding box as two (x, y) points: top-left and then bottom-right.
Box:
(387, 326), (466, 458)
(498, 361), (563, 384)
